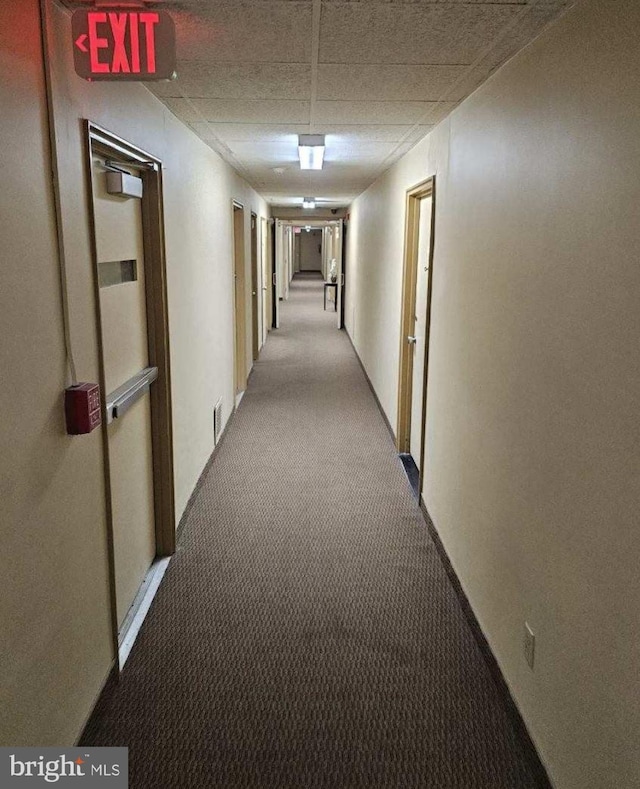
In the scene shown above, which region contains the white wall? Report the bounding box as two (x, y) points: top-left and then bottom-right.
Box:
(0, 0), (267, 747)
(345, 2), (640, 788)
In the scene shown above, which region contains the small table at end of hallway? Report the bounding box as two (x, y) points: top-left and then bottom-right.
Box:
(324, 282), (338, 312)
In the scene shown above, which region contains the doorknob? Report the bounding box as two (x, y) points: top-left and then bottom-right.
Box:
(407, 336), (417, 344)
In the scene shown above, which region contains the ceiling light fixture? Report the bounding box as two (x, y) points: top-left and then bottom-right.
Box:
(302, 197), (316, 209)
(298, 135), (325, 170)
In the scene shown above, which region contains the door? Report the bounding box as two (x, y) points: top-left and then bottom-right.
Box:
(260, 217), (271, 345)
(282, 225), (293, 299)
(340, 220), (347, 330)
(408, 195), (433, 471)
(261, 217), (270, 344)
(397, 178), (435, 497)
(321, 226), (329, 280)
(334, 222), (344, 328)
(273, 219), (282, 327)
(92, 154), (156, 629)
(233, 203), (247, 394)
(250, 213), (259, 361)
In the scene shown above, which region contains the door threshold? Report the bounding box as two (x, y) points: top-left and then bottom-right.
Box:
(118, 556), (171, 669)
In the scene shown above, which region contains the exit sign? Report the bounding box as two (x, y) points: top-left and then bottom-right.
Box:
(72, 9), (176, 81)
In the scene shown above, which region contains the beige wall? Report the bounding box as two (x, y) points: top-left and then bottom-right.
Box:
(345, 2), (640, 788)
(0, 0), (267, 747)
(0, 0), (113, 747)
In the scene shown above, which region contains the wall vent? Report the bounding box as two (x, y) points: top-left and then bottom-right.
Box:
(213, 399), (223, 445)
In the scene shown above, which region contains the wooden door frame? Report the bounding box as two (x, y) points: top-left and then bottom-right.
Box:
(250, 212), (259, 361)
(232, 201), (247, 393)
(396, 177), (436, 490)
(270, 219), (277, 328)
(84, 121), (176, 655)
(340, 220), (347, 330)
(261, 217), (270, 342)
(334, 220), (344, 327)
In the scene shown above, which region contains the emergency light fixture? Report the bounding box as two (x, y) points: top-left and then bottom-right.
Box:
(298, 135), (325, 170)
(302, 197), (316, 209)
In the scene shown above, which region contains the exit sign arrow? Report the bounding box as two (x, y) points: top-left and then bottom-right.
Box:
(71, 8), (176, 82)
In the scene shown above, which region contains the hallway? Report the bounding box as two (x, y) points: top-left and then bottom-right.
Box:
(82, 273), (543, 788)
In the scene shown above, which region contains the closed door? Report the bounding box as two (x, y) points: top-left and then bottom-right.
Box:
(233, 204), (247, 394)
(92, 155), (156, 628)
(409, 195), (433, 471)
(333, 223), (343, 328)
(340, 221), (347, 330)
(250, 213), (259, 361)
(261, 218), (270, 342)
(273, 220), (282, 327)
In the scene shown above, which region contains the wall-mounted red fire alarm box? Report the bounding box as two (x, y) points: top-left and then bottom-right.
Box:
(65, 383), (102, 435)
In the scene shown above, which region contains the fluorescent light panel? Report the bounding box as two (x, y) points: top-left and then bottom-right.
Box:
(298, 134), (325, 171)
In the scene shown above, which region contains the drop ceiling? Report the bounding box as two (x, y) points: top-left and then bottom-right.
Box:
(63, 0), (573, 207)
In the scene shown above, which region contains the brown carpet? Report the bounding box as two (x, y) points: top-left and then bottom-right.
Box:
(82, 272), (546, 788)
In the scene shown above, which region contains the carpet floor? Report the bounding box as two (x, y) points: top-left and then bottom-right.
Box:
(82, 272), (545, 788)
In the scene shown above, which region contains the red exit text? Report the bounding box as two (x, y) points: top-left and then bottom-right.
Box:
(71, 9), (176, 81)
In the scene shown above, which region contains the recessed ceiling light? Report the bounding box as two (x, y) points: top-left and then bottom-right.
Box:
(298, 135), (325, 170)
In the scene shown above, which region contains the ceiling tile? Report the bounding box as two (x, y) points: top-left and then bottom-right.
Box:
(170, 2), (313, 63)
(323, 141), (404, 162)
(319, 3), (517, 64)
(155, 62), (312, 100)
(186, 121), (219, 140)
(317, 64), (467, 101)
(314, 100), (446, 125)
(480, 2), (569, 72)
(163, 98), (203, 122)
(320, 0), (567, 4)
(319, 0), (551, 4)
(315, 124), (429, 143)
(146, 0), (572, 203)
(191, 99), (311, 123)
(206, 124), (311, 142)
(226, 140), (301, 166)
(147, 81), (183, 100)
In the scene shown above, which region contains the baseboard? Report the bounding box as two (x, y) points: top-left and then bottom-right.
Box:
(118, 557), (171, 668)
(419, 501), (554, 789)
(344, 328), (396, 444)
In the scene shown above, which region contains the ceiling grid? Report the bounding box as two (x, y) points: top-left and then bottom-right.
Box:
(61, 0), (575, 206)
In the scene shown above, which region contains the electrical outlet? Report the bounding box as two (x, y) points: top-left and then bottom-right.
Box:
(524, 622), (535, 670)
